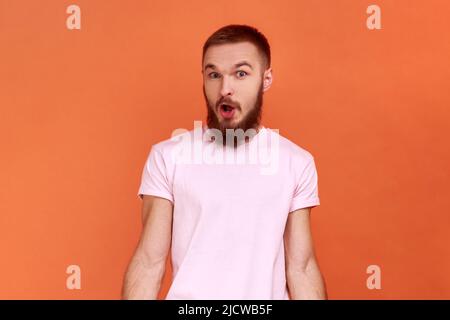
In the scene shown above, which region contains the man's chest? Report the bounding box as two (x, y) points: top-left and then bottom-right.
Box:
(172, 163), (293, 208)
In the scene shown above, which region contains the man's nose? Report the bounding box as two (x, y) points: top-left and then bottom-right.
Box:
(220, 75), (234, 97)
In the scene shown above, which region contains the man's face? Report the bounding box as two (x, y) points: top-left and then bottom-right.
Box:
(202, 41), (272, 140)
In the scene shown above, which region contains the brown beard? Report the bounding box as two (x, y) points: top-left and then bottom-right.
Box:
(203, 81), (263, 147)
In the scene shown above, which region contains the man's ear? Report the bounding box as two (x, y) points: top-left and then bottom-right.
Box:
(263, 67), (273, 92)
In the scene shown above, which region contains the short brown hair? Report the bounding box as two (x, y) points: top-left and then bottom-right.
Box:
(202, 24), (271, 70)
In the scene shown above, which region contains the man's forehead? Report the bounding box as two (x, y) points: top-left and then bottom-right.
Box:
(203, 42), (261, 70)
(204, 60), (254, 71)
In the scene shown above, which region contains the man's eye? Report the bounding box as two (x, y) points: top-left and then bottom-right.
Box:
(208, 72), (220, 79)
(237, 70), (248, 78)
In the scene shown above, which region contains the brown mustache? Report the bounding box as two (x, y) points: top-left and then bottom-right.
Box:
(217, 98), (240, 110)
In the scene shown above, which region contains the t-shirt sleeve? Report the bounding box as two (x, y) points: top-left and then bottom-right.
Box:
(289, 155), (320, 213)
(137, 146), (174, 203)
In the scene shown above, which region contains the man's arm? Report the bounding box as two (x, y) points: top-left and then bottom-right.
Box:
(284, 207), (327, 299)
(122, 195), (173, 299)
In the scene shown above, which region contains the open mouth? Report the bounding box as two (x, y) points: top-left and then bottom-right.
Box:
(219, 104), (236, 119)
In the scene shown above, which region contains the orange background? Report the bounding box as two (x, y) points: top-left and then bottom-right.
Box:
(1, 0), (449, 299)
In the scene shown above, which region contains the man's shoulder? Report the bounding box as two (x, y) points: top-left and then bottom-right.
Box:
(151, 128), (198, 155)
(267, 128), (315, 162)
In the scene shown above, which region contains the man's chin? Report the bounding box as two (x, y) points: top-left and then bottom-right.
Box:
(219, 121), (246, 133)
(219, 120), (238, 129)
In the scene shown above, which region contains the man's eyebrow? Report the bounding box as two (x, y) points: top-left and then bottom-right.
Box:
(204, 63), (216, 71)
(204, 61), (254, 71)
(234, 61), (253, 70)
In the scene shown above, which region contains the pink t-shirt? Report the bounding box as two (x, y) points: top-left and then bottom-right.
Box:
(137, 124), (320, 299)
